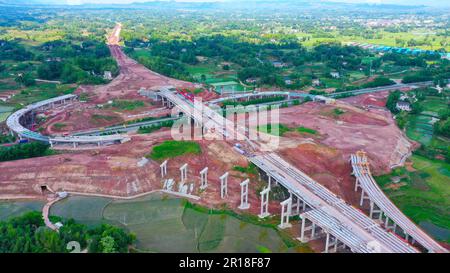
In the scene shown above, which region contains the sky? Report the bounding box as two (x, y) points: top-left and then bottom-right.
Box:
(63, 0), (450, 6)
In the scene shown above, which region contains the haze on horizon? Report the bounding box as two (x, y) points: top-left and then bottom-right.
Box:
(40, 0), (450, 8)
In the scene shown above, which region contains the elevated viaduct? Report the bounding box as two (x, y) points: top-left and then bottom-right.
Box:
(6, 94), (130, 148)
(153, 85), (447, 253)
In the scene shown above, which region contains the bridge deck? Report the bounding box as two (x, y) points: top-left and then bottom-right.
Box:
(350, 154), (447, 253)
(301, 208), (371, 253)
(6, 94), (77, 142)
(251, 153), (418, 253)
(158, 86), (419, 253)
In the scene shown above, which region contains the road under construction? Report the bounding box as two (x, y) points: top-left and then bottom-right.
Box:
(3, 23), (447, 253)
(6, 94), (130, 148)
(154, 85), (447, 253)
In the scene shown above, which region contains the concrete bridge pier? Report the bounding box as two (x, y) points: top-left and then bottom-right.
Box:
(238, 179), (250, 210)
(160, 160), (168, 178)
(369, 201), (383, 220)
(200, 167), (208, 190)
(258, 187), (270, 218)
(180, 163), (188, 183)
(219, 172), (228, 199)
(278, 197), (292, 229)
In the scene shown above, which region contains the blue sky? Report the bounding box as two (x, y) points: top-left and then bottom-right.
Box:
(63, 0), (449, 6)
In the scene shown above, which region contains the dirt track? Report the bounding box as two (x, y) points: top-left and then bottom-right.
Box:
(81, 45), (196, 105)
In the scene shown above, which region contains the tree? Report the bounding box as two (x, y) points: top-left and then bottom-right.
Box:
(386, 90), (401, 114)
(15, 73), (35, 87)
(100, 236), (117, 253)
(434, 118), (450, 138)
(37, 61), (64, 80)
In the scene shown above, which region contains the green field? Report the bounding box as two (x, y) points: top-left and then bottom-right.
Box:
(47, 193), (310, 253)
(50, 196), (112, 226)
(2, 83), (76, 107)
(375, 155), (450, 243)
(147, 140), (202, 161)
(421, 97), (448, 115)
(0, 201), (45, 221)
(0, 112), (11, 123)
(258, 123), (318, 137)
(406, 114), (434, 145)
(110, 100), (145, 111)
(405, 96), (448, 147)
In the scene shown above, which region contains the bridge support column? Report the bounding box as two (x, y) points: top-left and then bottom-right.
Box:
(354, 178), (360, 192)
(359, 189), (370, 206)
(333, 238), (339, 253)
(268, 174), (278, 186)
(324, 232), (330, 253)
(294, 196), (301, 215)
(180, 163), (188, 183)
(384, 217), (397, 232)
(200, 167), (208, 190)
(298, 217), (315, 243)
(278, 198), (292, 229)
(311, 223), (316, 239)
(258, 187), (270, 218)
(300, 217), (306, 242)
(220, 172), (228, 199)
(369, 201), (383, 220)
(238, 179), (250, 210)
(160, 160), (168, 178)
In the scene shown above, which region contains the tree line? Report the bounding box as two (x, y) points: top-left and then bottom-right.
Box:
(0, 211), (135, 253)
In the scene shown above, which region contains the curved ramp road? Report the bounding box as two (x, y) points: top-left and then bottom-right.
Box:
(156, 86), (427, 253)
(6, 94), (130, 147)
(351, 152), (447, 253)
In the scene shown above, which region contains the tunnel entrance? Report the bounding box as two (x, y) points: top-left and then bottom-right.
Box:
(40, 185), (49, 194)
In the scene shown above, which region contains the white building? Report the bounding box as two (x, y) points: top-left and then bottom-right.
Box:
(103, 71), (113, 80)
(330, 72), (340, 78)
(396, 101), (411, 111)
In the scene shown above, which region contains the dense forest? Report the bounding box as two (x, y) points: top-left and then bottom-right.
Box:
(0, 211), (135, 253)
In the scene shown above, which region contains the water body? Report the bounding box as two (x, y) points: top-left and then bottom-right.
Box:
(47, 193), (310, 253)
(420, 221), (450, 243)
(0, 201), (45, 221)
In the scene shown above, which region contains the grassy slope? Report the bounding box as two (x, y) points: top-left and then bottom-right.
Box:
(258, 123), (318, 137)
(148, 140), (202, 161)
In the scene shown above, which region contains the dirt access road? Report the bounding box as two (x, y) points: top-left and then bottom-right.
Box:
(81, 23), (196, 104)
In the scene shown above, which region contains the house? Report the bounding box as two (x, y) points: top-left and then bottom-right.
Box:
(312, 79), (321, 86)
(211, 81), (239, 95)
(284, 77), (293, 85)
(103, 71), (113, 80)
(246, 78), (258, 84)
(330, 72), (340, 78)
(272, 61), (286, 68)
(399, 94), (409, 101)
(396, 101), (412, 111)
(314, 95), (336, 105)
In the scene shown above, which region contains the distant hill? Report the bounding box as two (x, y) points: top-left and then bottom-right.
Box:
(0, 0), (63, 5)
(0, 0), (447, 10)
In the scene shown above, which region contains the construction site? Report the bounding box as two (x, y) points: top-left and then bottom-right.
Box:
(0, 23), (448, 254)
